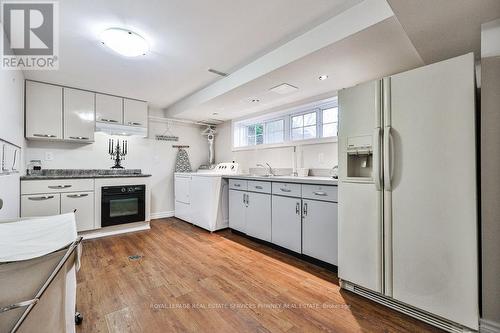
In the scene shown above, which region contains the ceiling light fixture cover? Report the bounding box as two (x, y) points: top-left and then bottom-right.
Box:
(319, 75), (329, 81)
(269, 83), (298, 95)
(100, 28), (149, 57)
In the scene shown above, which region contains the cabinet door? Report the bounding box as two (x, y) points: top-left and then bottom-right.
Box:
(25, 81), (63, 140)
(21, 193), (60, 217)
(229, 190), (246, 233)
(96, 94), (123, 124)
(174, 175), (191, 204)
(302, 199), (338, 265)
(123, 99), (148, 127)
(61, 191), (94, 231)
(63, 88), (95, 142)
(272, 195), (301, 253)
(246, 192), (271, 242)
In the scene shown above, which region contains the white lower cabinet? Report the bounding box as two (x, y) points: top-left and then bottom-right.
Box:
(61, 192), (95, 231)
(302, 199), (338, 265)
(21, 193), (61, 217)
(245, 192), (271, 242)
(228, 179), (338, 266)
(272, 195), (302, 253)
(21, 179), (96, 232)
(229, 189), (246, 232)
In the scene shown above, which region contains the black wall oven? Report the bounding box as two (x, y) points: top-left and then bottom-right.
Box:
(101, 185), (146, 227)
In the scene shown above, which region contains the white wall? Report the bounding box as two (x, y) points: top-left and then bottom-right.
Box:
(215, 121), (337, 172)
(24, 110), (208, 217)
(0, 26), (25, 221)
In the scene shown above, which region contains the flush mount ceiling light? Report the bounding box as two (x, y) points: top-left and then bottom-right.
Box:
(318, 75), (329, 81)
(100, 28), (149, 57)
(269, 83), (298, 95)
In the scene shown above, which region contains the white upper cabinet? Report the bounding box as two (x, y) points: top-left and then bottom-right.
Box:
(25, 81), (63, 140)
(123, 99), (148, 127)
(64, 88), (95, 142)
(26, 80), (148, 142)
(95, 93), (123, 124)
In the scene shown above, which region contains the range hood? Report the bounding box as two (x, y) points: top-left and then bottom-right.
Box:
(95, 122), (147, 137)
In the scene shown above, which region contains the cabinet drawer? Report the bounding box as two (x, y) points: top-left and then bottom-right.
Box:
(229, 179), (247, 191)
(272, 182), (301, 197)
(247, 180), (271, 194)
(301, 184), (338, 202)
(21, 193), (61, 217)
(22, 179), (95, 194)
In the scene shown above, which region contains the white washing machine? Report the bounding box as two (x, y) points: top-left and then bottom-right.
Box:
(174, 163), (240, 232)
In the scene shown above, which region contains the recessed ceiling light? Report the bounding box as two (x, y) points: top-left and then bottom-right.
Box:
(100, 28), (149, 57)
(319, 75), (329, 81)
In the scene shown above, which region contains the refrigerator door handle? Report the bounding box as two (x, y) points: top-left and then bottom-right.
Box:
(373, 127), (382, 191)
(383, 126), (393, 190)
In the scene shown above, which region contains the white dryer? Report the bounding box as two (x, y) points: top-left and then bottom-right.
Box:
(174, 163), (239, 232)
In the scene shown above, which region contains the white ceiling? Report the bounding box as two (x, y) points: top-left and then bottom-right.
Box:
(176, 16), (423, 121)
(23, 0), (363, 108)
(387, 0), (500, 64)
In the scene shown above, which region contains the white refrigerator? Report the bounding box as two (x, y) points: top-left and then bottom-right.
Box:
(0, 140), (21, 222)
(338, 53), (478, 331)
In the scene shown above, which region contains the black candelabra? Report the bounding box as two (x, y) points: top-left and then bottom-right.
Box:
(108, 139), (128, 169)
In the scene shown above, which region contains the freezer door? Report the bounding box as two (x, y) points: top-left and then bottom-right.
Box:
(388, 53), (478, 329)
(338, 79), (384, 292)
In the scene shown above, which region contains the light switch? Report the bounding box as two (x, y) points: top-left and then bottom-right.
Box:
(318, 153), (324, 164)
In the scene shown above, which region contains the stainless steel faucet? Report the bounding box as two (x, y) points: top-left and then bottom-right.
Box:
(331, 165), (339, 179)
(257, 163), (273, 176)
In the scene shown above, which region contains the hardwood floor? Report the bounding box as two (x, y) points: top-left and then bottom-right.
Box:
(76, 218), (443, 333)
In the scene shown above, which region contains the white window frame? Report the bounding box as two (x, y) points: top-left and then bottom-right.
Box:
(232, 96), (338, 151)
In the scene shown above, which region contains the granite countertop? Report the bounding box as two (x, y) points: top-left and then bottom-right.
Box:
(21, 169), (152, 180)
(223, 174), (338, 186)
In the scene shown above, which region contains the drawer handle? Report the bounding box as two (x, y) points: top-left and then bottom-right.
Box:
(101, 118), (119, 123)
(67, 194), (88, 198)
(69, 136), (89, 140)
(128, 121), (142, 126)
(313, 191), (327, 196)
(234, 184), (241, 187)
(33, 134), (57, 138)
(280, 188), (291, 193)
(48, 185), (72, 189)
(255, 185), (263, 190)
(28, 195), (54, 201)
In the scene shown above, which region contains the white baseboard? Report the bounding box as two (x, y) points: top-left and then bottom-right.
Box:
(481, 319), (500, 333)
(79, 222), (150, 240)
(150, 210), (175, 220)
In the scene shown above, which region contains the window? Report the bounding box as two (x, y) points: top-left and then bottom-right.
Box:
(321, 107), (338, 138)
(291, 111), (317, 141)
(265, 119), (284, 144)
(232, 96), (337, 148)
(246, 123), (264, 146)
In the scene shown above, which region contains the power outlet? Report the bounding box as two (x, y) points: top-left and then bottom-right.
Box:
(45, 152), (54, 161)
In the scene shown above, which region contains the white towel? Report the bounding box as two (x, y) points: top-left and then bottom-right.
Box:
(0, 213), (78, 263)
